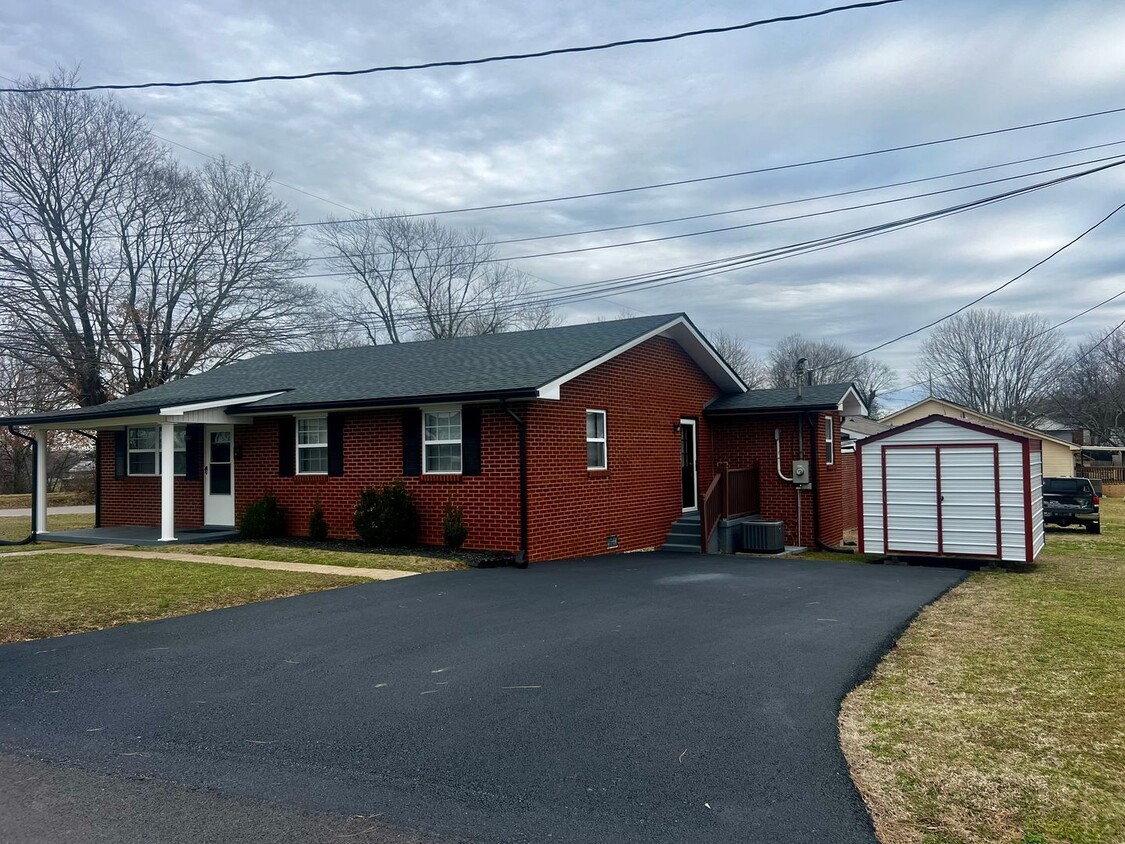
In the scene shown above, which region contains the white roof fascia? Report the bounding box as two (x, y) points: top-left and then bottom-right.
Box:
(836, 386), (869, 418)
(160, 392), (286, 416)
(28, 413), (162, 432)
(535, 316), (747, 400)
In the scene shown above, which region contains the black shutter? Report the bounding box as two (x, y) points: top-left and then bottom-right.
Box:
(114, 430), (127, 480)
(402, 408), (422, 476)
(327, 414), (345, 477)
(462, 406), (482, 476)
(184, 424), (204, 481)
(278, 417), (296, 477)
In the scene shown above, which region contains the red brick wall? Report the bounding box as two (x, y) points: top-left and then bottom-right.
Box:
(840, 449), (857, 534)
(234, 406), (521, 553)
(98, 433), (205, 529)
(710, 410), (845, 548)
(524, 336), (722, 561)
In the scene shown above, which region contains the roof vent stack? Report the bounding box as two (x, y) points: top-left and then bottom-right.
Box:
(795, 357), (808, 400)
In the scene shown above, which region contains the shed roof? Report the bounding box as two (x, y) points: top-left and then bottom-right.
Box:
(858, 413), (1043, 448)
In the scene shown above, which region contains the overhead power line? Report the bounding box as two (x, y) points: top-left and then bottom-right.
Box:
(13, 163), (1095, 344)
(892, 290), (1125, 397)
(823, 197), (1125, 369)
(0, 1), (907, 94)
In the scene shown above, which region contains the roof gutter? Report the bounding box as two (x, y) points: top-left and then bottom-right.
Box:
(233, 388), (541, 417)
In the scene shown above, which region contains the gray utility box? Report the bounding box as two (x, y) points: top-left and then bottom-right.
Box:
(741, 520), (785, 554)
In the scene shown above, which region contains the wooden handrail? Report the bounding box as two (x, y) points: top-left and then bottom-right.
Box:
(700, 472), (724, 553)
(700, 464), (762, 552)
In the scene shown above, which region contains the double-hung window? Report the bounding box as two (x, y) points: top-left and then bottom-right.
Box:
(825, 416), (835, 466)
(586, 410), (607, 470)
(423, 409), (462, 474)
(127, 425), (186, 476)
(296, 416), (329, 474)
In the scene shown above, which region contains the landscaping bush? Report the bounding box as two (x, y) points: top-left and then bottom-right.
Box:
(308, 502), (329, 542)
(240, 493), (286, 539)
(442, 499), (469, 551)
(353, 480), (419, 547)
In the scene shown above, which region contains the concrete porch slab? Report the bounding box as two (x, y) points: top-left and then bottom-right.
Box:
(37, 525), (239, 546)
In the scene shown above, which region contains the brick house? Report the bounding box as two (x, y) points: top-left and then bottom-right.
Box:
(4, 314), (867, 561)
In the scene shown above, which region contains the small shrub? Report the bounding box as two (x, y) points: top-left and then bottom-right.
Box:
(240, 492), (286, 539)
(442, 499), (469, 551)
(353, 479), (419, 547)
(308, 501), (329, 542)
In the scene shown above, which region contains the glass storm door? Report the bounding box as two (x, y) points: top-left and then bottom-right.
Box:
(203, 427), (235, 526)
(680, 419), (698, 511)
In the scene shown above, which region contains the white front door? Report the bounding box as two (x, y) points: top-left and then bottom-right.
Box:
(203, 427), (235, 526)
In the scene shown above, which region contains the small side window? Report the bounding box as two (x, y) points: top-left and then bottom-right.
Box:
(825, 417), (835, 467)
(586, 410), (607, 470)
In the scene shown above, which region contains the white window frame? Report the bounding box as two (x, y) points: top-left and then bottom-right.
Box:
(295, 415), (329, 475)
(422, 406), (463, 475)
(586, 409), (607, 470)
(127, 425), (187, 477)
(826, 416), (835, 467)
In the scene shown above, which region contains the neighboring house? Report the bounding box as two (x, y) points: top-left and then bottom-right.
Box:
(881, 397), (1079, 477)
(1032, 417), (1086, 446)
(840, 415), (889, 449)
(1, 314), (866, 561)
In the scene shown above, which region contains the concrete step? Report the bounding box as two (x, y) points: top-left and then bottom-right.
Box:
(660, 541), (700, 553)
(667, 525), (701, 541)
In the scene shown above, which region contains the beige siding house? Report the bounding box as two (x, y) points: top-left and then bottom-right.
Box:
(881, 397), (1078, 477)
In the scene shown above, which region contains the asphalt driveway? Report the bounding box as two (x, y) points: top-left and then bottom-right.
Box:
(0, 554), (965, 844)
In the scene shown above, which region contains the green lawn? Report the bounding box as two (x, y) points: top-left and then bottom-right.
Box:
(0, 553), (363, 644)
(840, 498), (1125, 844)
(145, 540), (468, 573)
(0, 512), (94, 544)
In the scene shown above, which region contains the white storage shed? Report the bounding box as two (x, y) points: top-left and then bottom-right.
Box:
(858, 415), (1044, 563)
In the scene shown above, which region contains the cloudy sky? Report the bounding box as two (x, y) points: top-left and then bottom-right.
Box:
(3, 0), (1125, 407)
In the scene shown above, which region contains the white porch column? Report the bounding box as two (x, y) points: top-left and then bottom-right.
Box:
(34, 429), (48, 536)
(159, 420), (176, 542)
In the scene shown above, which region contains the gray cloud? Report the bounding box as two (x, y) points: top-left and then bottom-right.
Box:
(4, 0), (1125, 408)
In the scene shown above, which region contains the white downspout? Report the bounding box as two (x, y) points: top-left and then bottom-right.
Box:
(34, 429), (48, 537)
(159, 420), (176, 542)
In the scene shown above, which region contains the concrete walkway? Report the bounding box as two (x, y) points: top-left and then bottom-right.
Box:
(0, 504), (95, 518)
(0, 543), (416, 581)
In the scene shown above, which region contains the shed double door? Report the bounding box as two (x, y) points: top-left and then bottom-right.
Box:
(884, 445), (1001, 557)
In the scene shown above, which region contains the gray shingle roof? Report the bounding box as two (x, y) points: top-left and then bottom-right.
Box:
(706, 382), (859, 414)
(3, 314), (694, 425)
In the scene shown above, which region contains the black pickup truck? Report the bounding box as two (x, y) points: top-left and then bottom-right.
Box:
(1043, 477), (1101, 533)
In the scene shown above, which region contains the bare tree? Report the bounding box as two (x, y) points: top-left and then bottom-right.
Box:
(1046, 325), (1125, 444)
(914, 309), (1067, 423)
(767, 334), (895, 414)
(709, 330), (768, 387)
(104, 158), (314, 393)
(0, 69), (161, 406)
(0, 351), (91, 494)
(0, 70), (314, 405)
(316, 213), (555, 343)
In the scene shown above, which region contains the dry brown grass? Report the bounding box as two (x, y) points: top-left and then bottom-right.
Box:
(840, 500), (1125, 844)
